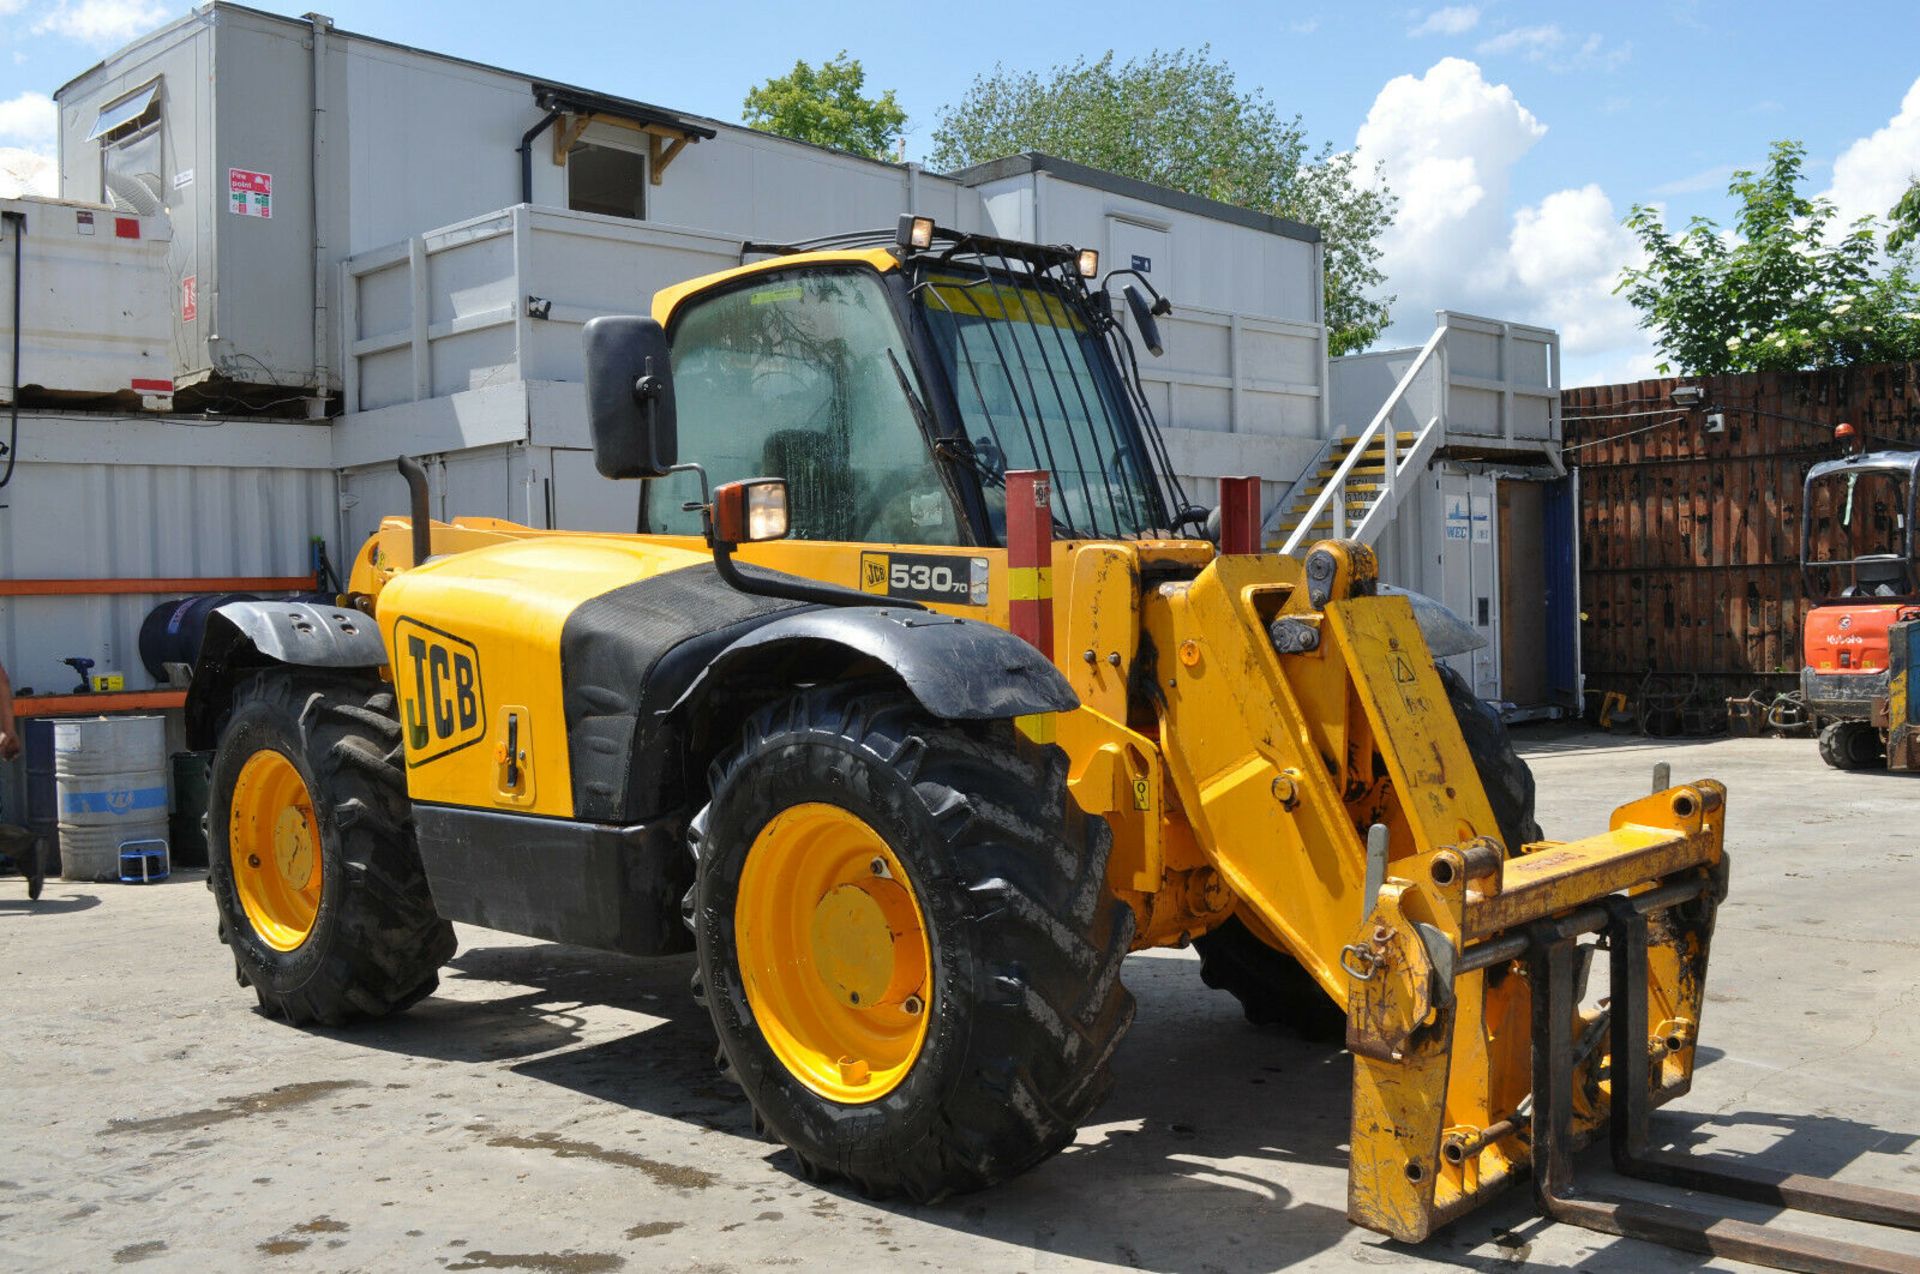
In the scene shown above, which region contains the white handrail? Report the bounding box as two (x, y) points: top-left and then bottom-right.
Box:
(1351, 415), (1442, 546)
(1280, 324), (1449, 556)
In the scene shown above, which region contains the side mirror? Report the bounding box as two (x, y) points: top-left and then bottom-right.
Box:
(583, 315), (677, 478)
(1124, 284), (1165, 358)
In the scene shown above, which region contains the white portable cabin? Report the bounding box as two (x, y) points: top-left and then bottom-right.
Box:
(49, 4), (1337, 542)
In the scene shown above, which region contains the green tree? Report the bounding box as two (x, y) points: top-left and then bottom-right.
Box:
(1617, 141), (1920, 374)
(929, 49), (1396, 355)
(743, 53), (907, 161)
(1889, 178), (1920, 253)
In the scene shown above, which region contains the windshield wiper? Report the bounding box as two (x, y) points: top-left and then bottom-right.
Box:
(886, 347), (938, 443)
(888, 346), (998, 491)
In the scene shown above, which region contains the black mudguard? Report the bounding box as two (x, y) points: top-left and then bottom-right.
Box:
(677, 607), (1080, 723)
(185, 602), (388, 748)
(561, 564), (1080, 825)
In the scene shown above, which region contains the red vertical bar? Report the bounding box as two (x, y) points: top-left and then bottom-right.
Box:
(1218, 475), (1261, 555)
(1005, 469), (1054, 660)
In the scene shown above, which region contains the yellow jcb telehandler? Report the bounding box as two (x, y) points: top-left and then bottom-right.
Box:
(188, 215), (1919, 1268)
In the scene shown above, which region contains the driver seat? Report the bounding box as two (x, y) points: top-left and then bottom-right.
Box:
(761, 429), (856, 541)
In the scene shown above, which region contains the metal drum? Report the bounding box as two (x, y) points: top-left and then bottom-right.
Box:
(51, 716), (170, 882)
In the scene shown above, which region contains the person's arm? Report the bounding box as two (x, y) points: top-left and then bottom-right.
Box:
(0, 659), (19, 761)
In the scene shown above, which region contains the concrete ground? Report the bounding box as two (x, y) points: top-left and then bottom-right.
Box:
(1, 728), (1916, 1273)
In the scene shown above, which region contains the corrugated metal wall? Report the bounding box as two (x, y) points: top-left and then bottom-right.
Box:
(1564, 361), (1920, 715)
(0, 413), (337, 696)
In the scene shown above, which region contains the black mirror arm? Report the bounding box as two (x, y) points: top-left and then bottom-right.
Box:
(634, 360), (672, 474)
(1100, 268), (1172, 315)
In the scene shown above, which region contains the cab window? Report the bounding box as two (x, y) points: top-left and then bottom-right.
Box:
(644, 268), (958, 545)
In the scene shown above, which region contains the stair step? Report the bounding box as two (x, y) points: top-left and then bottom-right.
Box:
(1289, 494), (1379, 513)
(1290, 498), (1382, 514)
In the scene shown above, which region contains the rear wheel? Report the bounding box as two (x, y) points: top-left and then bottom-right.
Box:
(691, 685), (1134, 1201)
(207, 672), (454, 1026)
(1195, 660), (1541, 1034)
(1818, 718), (1885, 770)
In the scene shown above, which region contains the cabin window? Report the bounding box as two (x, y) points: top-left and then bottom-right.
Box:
(567, 140), (646, 220)
(93, 80), (164, 215)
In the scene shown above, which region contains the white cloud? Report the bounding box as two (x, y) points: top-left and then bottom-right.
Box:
(1475, 24), (1629, 72)
(0, 90), (58, 200)
(1354, 59), (1653, 385)
(1357, 58), (1545, 302)
(0, 91), (56, 147)
(32, 0), (172, 46)
(1408, 5), (1479, 37)
(1823, 74), (1920, 229)
(0, 147), (56, 197)
(1650, 162), (1736, 197)
(1477, 24), (1565, 58)
(1509, 184), (1646, 354)
(1288, 17), (1320, 35)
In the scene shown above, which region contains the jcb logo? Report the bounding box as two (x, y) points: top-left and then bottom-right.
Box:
(394, 618), (486, 764)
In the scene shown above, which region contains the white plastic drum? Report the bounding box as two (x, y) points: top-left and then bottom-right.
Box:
(53, 715), (170, 881)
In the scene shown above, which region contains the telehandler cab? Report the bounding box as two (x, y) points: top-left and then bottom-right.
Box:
(191, 215), (1919, 1267)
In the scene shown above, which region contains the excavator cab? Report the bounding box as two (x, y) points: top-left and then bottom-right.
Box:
(1800, 447), (1920, 769)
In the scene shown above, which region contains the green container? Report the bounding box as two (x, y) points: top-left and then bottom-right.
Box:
(169, 750), (214, 868)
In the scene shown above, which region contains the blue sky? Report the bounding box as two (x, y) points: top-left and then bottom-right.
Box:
(2, 0), (1917, 384)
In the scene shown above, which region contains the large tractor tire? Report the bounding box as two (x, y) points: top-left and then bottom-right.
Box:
(207, 672), (454, 1026)
(1437, 662), (1544, 849)
(1195, 660), (1541, 1035)
(1818, 718), (1885, 770)
(690, 685), (1135, 1202)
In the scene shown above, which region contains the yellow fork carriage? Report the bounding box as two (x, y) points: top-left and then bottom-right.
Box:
(1348, 787), (1920, 1273)
(1164, 545), (1920, 1272)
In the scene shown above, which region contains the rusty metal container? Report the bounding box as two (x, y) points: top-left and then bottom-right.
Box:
(1564, 361), (1920, 722)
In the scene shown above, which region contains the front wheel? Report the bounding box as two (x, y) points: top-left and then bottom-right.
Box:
(1818, 718), (1885, 770)
(207, 672), (454, 1026)
(691, 686), (1135, 1201)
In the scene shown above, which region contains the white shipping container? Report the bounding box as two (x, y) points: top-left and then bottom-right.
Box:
(0, 196), (175, 408)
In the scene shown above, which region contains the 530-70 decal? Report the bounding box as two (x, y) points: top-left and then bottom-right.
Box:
(859, 552), (991, 606)
(393, 617), (486, 764)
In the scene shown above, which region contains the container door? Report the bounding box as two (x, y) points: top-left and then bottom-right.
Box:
(1496, 480), (1548, 707)
(1541, 472), (1582, 709)
(1435, 468), (1501, 698)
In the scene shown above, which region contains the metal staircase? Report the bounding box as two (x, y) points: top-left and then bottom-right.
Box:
(1265, 326), (1448, 555)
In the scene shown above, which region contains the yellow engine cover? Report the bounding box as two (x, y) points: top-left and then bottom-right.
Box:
(376, 533), (715, 817)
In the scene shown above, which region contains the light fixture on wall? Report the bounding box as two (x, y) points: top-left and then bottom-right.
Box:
(1670, 385), (1706, 407)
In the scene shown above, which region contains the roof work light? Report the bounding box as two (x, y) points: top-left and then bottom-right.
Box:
(898, 215), (936, 251)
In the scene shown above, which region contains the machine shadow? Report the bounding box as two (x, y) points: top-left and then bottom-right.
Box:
(337, 941), (1368, 1269)
(0, 891), (101, 915)
(324, 938), (1920, 1272)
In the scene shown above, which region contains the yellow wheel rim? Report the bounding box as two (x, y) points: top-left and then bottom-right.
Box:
(735, 803), (932, 1102)
(228, 749), (323, 952)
